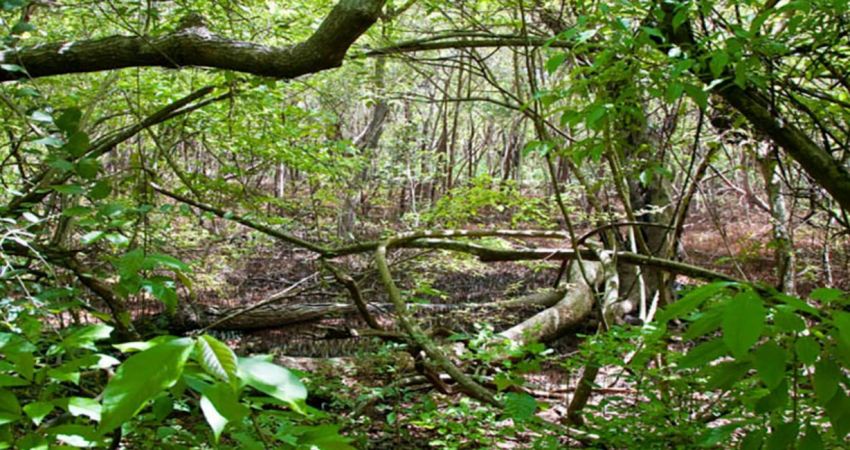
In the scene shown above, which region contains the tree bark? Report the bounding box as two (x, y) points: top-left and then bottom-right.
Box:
(0, 0), (385, 81)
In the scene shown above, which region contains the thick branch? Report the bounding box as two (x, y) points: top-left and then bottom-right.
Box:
(0, 0), (385, 81)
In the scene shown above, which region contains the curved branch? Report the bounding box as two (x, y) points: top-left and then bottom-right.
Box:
(0, 0), (385, 81)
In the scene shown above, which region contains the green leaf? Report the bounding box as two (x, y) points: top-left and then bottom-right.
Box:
(684, 83), (708, 110)
(0, 332), (37, 354)
(754, 341), (786, 390)
(63, 131), (90, 158)
(32, 136), (63, 148)
(55, 108), (82, 134)
(53, 184), (85, 195)
(146, 253), (190, 272)
(30, 110), (52, 123)
(704, 360), (751, 391)
(198, 382), (248, 443)
(89, 180), (112, 200)
(23, 401), (52, 426)
(238, 357), (306, 411)
(755, 379), (789, 414)
(81, 231), (105, 244)
(502, 392), (537, 422)
(679, 339), (728, 370)
(196, 335), (238, 388)
(831, 311), (850, 339)
(200, 394), (228, 443)
(739, 429), (766, 450)
(682, 306), (724, 341)
(765, 420), (798, 450)
(0, 374), (29, 387)
(659, 282), (734, 322)
(723, 290), (765, 359)
(76, 158), (100, 180)
(0, 389), (21, 425)
(665, 81), (684, 103)
(16, 433), (48, 450)
(710, 51), (729, 78)
(810, 288), (845, 303)
(773, 306), (806, 333)
(813, 358), (840, 404)
(117, 248), (145, 279)
(297, 425), (356, 450)
(99, 337), (194, 434)
(798, 425), (824, 450)
(794, 336), (820, 365)
(546, 54), (567, 75)
(824, 390), (850, 439)
(68, 397), (101, 422)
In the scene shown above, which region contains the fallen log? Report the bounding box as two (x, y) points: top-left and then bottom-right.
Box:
(165, 288), (568, 332)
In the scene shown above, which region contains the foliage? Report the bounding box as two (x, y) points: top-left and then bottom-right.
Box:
(564, 284), (850, 449)
(421, 175), (556, 228)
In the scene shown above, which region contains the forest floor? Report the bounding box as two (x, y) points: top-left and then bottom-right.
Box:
(140, 203), (849, 448)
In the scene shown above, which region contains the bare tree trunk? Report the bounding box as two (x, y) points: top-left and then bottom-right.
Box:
(758, 145), (795, 294)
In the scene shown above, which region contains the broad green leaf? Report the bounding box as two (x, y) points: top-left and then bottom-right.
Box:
(810, 288), (845, 303)
(196, 334), (238, 388)
(81, 231), (105, 244)
(15, 433), (48, 450)
(754, 341), (787, 390)
(682, 306), (724, 341)
(0, 332), (36, 354)
(89, 180), (112, 200)
(117, 248), (145, 279)
(53, 184), (85, 195)
(23, 401), (52, 426)
(697, 422), (738, 447)
(238, 357), (306, 411)
(798, 425), (824, 450)
(723, 290), (765, 359)
(30, 110), (52, 123)
(813, 358), (840, 404)
(55, 108), (82, 134)
(710, 51), (729, 78)
(151, 395), (173, 422)
(546, 54), (567, 75)
(765, 420), (798, 450)
(704, 361), (751, 391)
(679, 339), (728, 370)
(63, 131), (90, 157)
(503, 392), (537, 422)
(0, 374), (28, 387)
(739, 429), (766, 450)
(32, 136), (63, 148)
(59, 324), (113, 351)
(99, 337), (194, 434)
(755, 379), (789, 414)
(297, 425), (356, 450)
(68, 397), (101, 422)
(831, 311), (850, 340)
(198, 382), (248, 443)
(659, 282), (734, 322)
(773, 306), (806, 332)
(146, 253), (191, 272)
(75, 158), (100, 180)
(794, 336), (820, 365)
(48, 424), (99, 447)
(200, 394), (228, 443)
(0, 389), (21, 425)
(824, 390), (850, 439)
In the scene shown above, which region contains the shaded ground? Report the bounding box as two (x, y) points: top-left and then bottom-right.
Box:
(123, 203), (849, 448)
